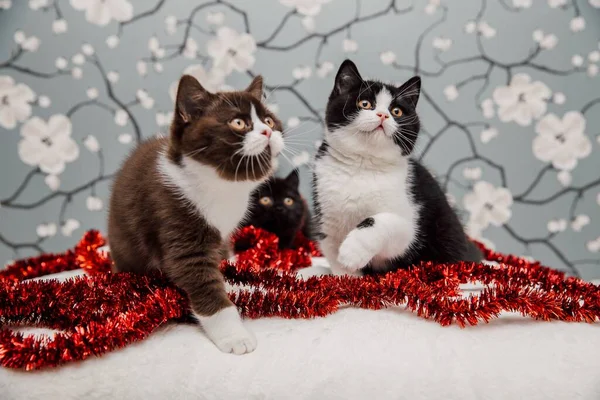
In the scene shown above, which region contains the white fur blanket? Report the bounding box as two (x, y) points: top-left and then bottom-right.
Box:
(2, 262), (600, 400)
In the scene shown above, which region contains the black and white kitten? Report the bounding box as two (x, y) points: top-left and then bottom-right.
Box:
(312, 59), (481, 276)
(238, 169), (312, 250)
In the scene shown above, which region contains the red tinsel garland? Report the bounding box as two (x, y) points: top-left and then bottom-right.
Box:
(0, 227), (599, 370)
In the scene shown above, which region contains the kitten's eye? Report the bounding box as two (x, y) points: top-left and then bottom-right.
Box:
(259, 196), (272, 206)
(391, 107), (403, 117)
(357, 100), (372, 110)
(228, 118), (247, 131)
(264, 116), (275, 128)
(284, 197), (294, 206)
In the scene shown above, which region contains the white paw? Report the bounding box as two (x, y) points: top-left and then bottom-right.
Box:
(196, 306), (257, 355)
(212, 328), (257, 355)
(337, 231), (378, 272)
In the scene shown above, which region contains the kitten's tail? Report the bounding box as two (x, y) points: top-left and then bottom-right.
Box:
(464, 241), (484, 263)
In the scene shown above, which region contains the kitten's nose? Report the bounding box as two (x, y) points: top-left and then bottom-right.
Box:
(261, 129), (272, 138)
(376, 112), (389, 121)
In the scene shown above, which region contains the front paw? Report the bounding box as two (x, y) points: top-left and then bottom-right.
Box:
(197, 306), (257, 355)
(337, 231), (377, 272)
(212, 327), (257, 355)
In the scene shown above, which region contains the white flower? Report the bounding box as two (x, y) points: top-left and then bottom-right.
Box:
(14, 31), (25, 44)
(136, 89), (154, 109)
(548, 0), (567, 7)
(86, 196), (103, 211)
(287, 117), (300, 128)
(165, 15), (177, 35)
(570, 16), (586, 32)
(154, 62), (164, 73)
(169, 64), (226, 101)
(0, 76), (36, 129)
(118, 133), (132, 144)
(380, 51), (396, 65)
(597, 192), (600, 206)
(464, 21), (476, 33)
(18, 115), (79, 175)
(0, 0), (11, 9)
(292, 65), (312, 80)
(571, 214), (590, 232)
(532, 29), (544, 42)
(424, 3), (437, 14)
(463, 167), (482, 180)
(55, 57), (68, 70)
(107, 71), (119, 83)
(52, 19), (68, 34)
(29, 0), (48, 10)
(443, 85), (458, 101)
(571, 54), (584, 67)
(84, 135), (100, 152)
(589, 51), (600, 62)
(587, 237), (600, 253)
(148, 37), (165, 59)
(480, 127), (498, 143)
(553, 92), (566, 104)
(301, 16), (315, 32)
(44, 174), (60, 191)
(463, 181), (513, 230)
(136, 61), (147, 76)
(155, 112), (173, 127)
(183, 38), (198, 59)
(206, 11), (225, 25)
(38, 95), (51, 108)
(513, 0), (532, 7)
(72, 53), (85, 65)
(540, 34), (558, 50)
(342, 38), (358, 53)
(557, 170), (572, 186)
(492, 73), (551, 126)
(87, 87), (99, 99)
(267, 103), (279, 113)
(72, 67), (83, 79)
(590, 0), (600, 7)
(547, 218), (567, 233)
(70, 0), (133, 26)
(588, 64), (598, 77)
(207, 27), (257, 74)
(36, 223), (57, 238)
(21, 35), (40, 52)
(106, 35), (119, 48)
(61, 218), (80, 236)
(82, 43), (94, 56)
(481, 98), (495, 119)
(478, 21), (496, 38)
(314, 140), (322, 149)
(114, 109), (128, 126)
(432, 37), (452, 51)
(533, 111), (591, 170)
(292, 151), (310, 166)
(279, 0), (331, 16)
(316, 61), (334, 78)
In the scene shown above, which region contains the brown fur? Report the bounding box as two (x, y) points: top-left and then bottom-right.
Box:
(108, 75), (282, 318)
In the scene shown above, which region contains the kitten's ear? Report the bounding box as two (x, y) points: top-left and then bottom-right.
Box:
(174, 74), (212, 124)
(396, 76), (421, 107)
(332, 59), (362, 97)
(285, 168), (300, 188)
(246, 75), (264, 100)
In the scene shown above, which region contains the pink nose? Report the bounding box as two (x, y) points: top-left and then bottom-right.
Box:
(261, 129), (272, 138)
(376, 112), (389, 121)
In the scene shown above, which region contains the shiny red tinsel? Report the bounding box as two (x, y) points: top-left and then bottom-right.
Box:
(1, 227), (599, 370)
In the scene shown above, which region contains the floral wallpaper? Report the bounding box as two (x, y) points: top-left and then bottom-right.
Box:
(0, 0), (599, 278)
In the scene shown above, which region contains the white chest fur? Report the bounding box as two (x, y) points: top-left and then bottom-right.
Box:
(314, 152), (418, 243)
(158, 154), (260, 238)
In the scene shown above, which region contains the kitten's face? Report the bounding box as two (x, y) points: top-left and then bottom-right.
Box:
(169, 75), (284, 181)
(325, 59), (421, 156)
(250, 169), (304, 227)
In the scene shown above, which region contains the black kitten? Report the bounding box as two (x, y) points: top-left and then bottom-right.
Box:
(239, 169), (312, 250)
(312, 59), (482, 276)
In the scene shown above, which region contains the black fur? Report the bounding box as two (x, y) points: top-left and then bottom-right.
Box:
(239, 169), (312, 250)
(316, 59), (482, 274)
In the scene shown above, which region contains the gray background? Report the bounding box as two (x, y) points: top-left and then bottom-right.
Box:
(0, 0), (599, 278)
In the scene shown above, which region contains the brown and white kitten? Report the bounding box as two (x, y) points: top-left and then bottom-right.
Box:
(108, 74), (284, 354)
